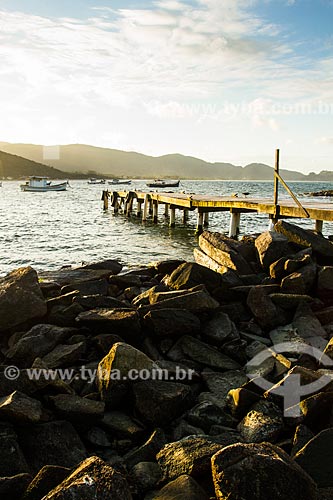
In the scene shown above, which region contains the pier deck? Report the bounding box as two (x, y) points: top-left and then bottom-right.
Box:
(102, 189), (333, 237)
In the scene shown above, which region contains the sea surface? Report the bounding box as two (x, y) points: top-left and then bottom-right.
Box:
(1, 179), (333, 276)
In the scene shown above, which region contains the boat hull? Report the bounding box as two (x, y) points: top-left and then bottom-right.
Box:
(108, 180), (132, 185)
(147, 180), (180, 188)
(20, 182), (67, 192)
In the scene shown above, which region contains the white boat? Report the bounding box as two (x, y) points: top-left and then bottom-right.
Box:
(108, 178), (132, 185)
(88, 178), (106, 185)
(20, 176), (68, 192)
(147, 179), (180, 188)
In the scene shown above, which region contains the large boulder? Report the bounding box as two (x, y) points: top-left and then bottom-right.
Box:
(294, 428), (333, 487)
(255, 231), (289, 270)
(153, 474), (209, 500)
(0, 391), (44, 424)
(165, 262), (222, 293)
(281, 263), (317, 295)
(143, 309), (200, 337)
(76, 308), (141, 339)
(141, 289), (219, 314)
(0, 423), (29, 476)
(0, 267), (46, 331)
(23, 465), (70, 500)
(211, 442), (317, 500)
(247, 286), (282, 330)
(43, 456), (132, 499)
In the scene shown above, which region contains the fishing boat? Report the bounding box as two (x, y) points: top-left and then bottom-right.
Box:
(147, 179), (180, 188)
(20, 177), (67, 192)
(88, 178), (106, 185)
(108, 178), (132, 185)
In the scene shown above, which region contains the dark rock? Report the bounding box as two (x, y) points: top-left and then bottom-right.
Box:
(134, 380), (193, 426)
(49, 394), (105, 422)
(0, 267), (46, 331)
(281, 263), (317, 295)
(270, 293), (316, 310)
(6, 324), (76, 367)
(198, 232), (253, 274)
(172, 420), (205, 441)
(0, 473), (31, 499)
(23, 466), (70, 500)
(101, 411), (144, 439)
(144, 309), (200, 337)
(109, 273), (143, 289)
(76, 308), (140, 339)
(291, 425), (314, 457)
(168, 336), (241, 371)
(0, 391), (44, 424)
(165, 261), (223, 293)
(42, 342), (86, 368)
(285, 252), (312, 274)
(82, 259), (122, 274)
(226, 387), (261, 419)
(73, 294), (128, 310)
(157, 436), (225, 481)
(141, 289), (219, 314)
(0, 423), (29, 476)
(38, 267), (114, 287)
(47, 303), (84, 327)
(61, 278), (109, 296)
(203, 311), (239, 345)
(149, 260), (186, 276)
(124, 429), (166, 469)
(255, 231), (289, 270)
(315, 306), (333, 325)
(275, 220), (333, 260)
(237, 400), (284, 443)
(247, 286), (281, 330)
(186, 401), (234, 432)
(131, 462), (161, 492)
(18, 420), (87, 475)
(201, 370), (248, 409)
(211, 442), (317, 500)
(47, 291), (79, 310)
(294, 428), (333, 487)
(152, 474), (209, 500)
(43, 456), (132, 499)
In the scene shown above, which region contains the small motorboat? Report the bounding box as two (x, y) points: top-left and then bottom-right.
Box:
(147, 179), (180, 188)
(20, 177), (67, 192)
(108, 179), (132, 185)
(88, 178), (106, 185)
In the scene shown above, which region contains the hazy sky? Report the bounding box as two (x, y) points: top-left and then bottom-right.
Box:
(0, 0), (332, 172)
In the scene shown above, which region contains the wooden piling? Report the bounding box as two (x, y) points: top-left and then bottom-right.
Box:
(204, 212), (209, 227)
(183, 209), (189, 224)
(315, 220), (323, 233)
(229, 211), (241, 238)
(143, 194), (150, 222)
(164, 204), (169, 218)
(170, 207), (176, 228)
(196, 212), (204, 234)
(102, 190), (109, 211)
(136, 200), (143, 218)
(153, 201), (158, 223)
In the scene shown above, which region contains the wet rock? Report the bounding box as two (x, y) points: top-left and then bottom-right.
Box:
(294, 428), (333, 487)
(18, 420), (87, 474)
(76, 308), (141, 338)
(198, 232), (253, 274)
(74, 294), (128, 310)
(237, 400), (284, 443)
(0, 267), (47, 331)
(150, 260), (186, 276)
(281, 263), (317, 295)
(0, 391), (44, 424)
(82, 259), (122, 274)
(203, 311), (239, 345)
(157, 436), (225, 481)
(168, 335), (241, 371)
(152, 474), (209, 500)
(255, 231), (289, 270)
(42, 342), (86, 368)
(275, 220), (333, 260)
(144, 309), (200, 337)
(43, 456), (132, 500)
(61, 278), (109, 296)
(134, 380), (193, 426)
(124, 429), (166, 469)
(49, 394), (105, 422)
(101, 411), (144, 439)
(165, 261), (223, 293)
(97, 342), (158, 406)
(270, 293), (316, 310)
(193, 248), (244, 286)
(0, 423), (29, 476)
(291, 425), (314, 457)
(131, 462), (161, 492)
(6, 324), (76, 367)
(47, 291), (79, 310)
(211, 442), (317, 500)
(186, 401), (234, 432)
(247, 285), (282, 330)
(0, 473), (31, 499)
(226, 387), (261, 419)
(201, 370), (248, 409)
(142, 289), (219, 314)
(38, 267), (114, 287)
(285, 252), (312, 274)
(23, 465), (70, 500)
(48, 303), (85, 327)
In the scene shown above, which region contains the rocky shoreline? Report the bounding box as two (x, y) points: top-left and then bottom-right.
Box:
(0, 220), (333, 499)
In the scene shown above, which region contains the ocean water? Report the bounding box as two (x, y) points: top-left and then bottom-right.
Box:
(0, 179), (333, 276)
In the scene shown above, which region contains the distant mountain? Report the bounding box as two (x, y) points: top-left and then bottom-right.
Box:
(0, 142), (332, 181)
(0, 149), (88, 180)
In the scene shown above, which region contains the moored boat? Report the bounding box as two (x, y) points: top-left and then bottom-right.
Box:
(108, 179), (132, 185)
(88, 178), (106, 185)
(20, 177), (67, 192)
(147, 179), (180, 188)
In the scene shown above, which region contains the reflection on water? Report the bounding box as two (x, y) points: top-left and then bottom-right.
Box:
(0, 180), (332, 275)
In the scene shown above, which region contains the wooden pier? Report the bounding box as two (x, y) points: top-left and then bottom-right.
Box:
(101, 150), (333, 237)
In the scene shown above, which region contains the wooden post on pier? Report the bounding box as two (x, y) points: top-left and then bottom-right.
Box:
(315, 220), (323, 233)
(136, 200), (143, 218)
(229, 211), (241, 239)
(164, 204), (169, 218)
(183, 209), (189, 224)
(102, 190), (109, 211)
(273, 148), (280, 223)
(170, 207), (176, 228)
(143, 194), (150, 222)
(196, 212), (204, 234)
(153, 201), (158, 223)
(149, 199), (153, 215)
(204, 212), (209, 227)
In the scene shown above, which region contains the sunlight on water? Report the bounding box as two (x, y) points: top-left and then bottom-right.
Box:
(0, 180), (332, 275)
